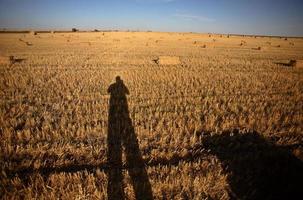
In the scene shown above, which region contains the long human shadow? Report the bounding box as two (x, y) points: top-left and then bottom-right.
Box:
(201, 129), (303, 200)
(106, 76), (153, 200)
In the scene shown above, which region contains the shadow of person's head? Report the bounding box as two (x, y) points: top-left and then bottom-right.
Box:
(108, 76), (129, 98)
(202, 129), (303, 200)
(116, 76), (122, 84)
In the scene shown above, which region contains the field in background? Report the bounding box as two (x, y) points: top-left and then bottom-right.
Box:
(1, 32), (303, 199)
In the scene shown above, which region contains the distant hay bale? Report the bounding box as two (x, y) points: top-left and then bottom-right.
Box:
(30, 31), (37, 35)
(26, 41), (33, 46)
(18, 38), (32, 46)
(252, 47), (262, 50)
(0, 55), (13, 65)
(293, 60), (303, 68)
(240, 40), (247, 46)
(275, 59), (303, 68)
(289, 42), (295, 46)
(193, 41), (205, 45)
(0, 55), (25, 65)
(153, 56), (181, 65)
(201, 44), (207, 48)
(276, 45), (281, 48)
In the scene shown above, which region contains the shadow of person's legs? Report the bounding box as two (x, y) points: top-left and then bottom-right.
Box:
(123, 117), (153, 200)
(107, 112), (125, 200)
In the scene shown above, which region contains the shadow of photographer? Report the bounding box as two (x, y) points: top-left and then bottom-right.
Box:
(202, 129), (303, 200)
(107, 76), (153, 200)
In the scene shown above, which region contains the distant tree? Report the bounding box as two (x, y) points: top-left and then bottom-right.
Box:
(72, 28), (78, 32)
(94, 29), (99, 32)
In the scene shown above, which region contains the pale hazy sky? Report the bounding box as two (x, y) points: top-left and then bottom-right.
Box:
(0, 0), (302, 36)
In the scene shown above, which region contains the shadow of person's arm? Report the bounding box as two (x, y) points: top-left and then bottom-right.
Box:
(107, 84), (113, 94)
(124, 85), (130, 95)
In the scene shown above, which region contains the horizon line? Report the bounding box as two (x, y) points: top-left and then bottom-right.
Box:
(0, 28), (302, 38)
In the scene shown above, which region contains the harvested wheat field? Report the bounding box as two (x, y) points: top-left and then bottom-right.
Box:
(1, 31), (303, 200)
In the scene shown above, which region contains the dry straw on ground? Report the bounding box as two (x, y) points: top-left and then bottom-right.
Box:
(0, 31), (303, 200)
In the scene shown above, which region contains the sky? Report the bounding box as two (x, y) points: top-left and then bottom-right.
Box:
(0, 0), (302, 36)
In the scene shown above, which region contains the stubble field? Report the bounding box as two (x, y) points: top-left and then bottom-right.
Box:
(1, 31), (303, 199)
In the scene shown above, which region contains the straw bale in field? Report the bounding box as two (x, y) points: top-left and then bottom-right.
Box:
(154, 56), (181, 65)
